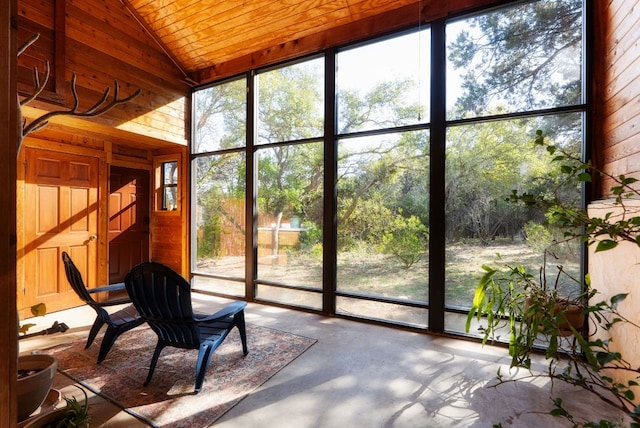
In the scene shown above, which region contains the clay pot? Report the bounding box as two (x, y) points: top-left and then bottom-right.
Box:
(525, 296), (585, 337)
(17, 355), (58, 422)
(554, 302), (585, 336)
(21, 408), (66, 428)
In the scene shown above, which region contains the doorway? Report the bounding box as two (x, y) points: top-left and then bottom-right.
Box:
(108, 166), (150, 284)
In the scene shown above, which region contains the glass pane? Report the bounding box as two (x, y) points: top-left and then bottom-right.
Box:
(256, 142), (324, 289)
(191, 275), (245, 298)
(337, 131), (430, 308)
(446, 0), (583, 119)
(336, 296), (428, 328)
(336, 28), (430, 133)
(256, 284), (322, 310)
(193, 77), (247, 153)
(444, 113), (583, 331)
(193, 152), (246, 278)
(163, 161), (177, 184)
(256, 57), (324, 144)
(162, 187), (177, 211)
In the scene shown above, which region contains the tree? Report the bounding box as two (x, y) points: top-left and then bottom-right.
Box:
(447, 0), (583, 119)
(193, 57), (429, 265)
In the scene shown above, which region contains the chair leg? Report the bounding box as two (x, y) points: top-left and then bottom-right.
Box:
(235, 310), (249, 356)
(194, 343), (215, 393)
(96, 326), (119, 364)
(144, 343), (165, 386)
(86, 317), (105, 349)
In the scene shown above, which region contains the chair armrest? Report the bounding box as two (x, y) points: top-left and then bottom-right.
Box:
(87, 282), (131, 306)
(194, 301), (247, 322)
(87, 282), (126, 294)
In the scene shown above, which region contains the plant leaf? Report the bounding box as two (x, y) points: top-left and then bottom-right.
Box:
(595, 240), (618, 252)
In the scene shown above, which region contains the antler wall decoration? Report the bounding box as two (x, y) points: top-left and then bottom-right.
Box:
(17, 34), (141, 153)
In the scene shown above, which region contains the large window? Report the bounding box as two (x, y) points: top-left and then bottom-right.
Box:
(191, 0), (587, 334)
(443, 0), (584, 335)
(255, 58), (325, 309)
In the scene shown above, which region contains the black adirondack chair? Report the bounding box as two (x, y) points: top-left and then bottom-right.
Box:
(124, 261), (248, 393)
(61, 251), (144, 363)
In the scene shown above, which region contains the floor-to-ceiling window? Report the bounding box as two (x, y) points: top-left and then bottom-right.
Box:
(254, 57), (325, 309)
(442, 0), (585, 334)
(192, 77), (247, 296)
(191, 0), (586, 335)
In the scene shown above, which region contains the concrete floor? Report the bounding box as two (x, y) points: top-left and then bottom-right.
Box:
(19, 294), (627, 427)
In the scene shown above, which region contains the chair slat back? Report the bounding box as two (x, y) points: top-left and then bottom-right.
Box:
(62, 251), (97, 304)
(125, 262), (200, 347)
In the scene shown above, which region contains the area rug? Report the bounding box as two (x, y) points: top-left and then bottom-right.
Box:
(43, 324), (316, 427)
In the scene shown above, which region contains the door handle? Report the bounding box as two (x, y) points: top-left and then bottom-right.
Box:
(89, 235), (97, 241)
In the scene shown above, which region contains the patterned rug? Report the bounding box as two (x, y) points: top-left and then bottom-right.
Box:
(44, 324), (316, 427)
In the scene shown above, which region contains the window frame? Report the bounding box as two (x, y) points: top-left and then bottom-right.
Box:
(189, 0), (590, 336)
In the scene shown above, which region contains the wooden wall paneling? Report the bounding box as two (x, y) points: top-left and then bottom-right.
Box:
(110, 155), (153, 171)
(66, 0), (156, 49)
(1, 0), (18, 424)
(16, 19), (57, 98)
(602, 136), (640, 169)
(65, 2), (184, 83)
(602, 107), (640, 157)
(604, 1), (638, 58)
(601, 36), (640, 105)
(19, 0), (190, 147)
(20, 105), (182, 150)
(23, 135), (107, 158)
(149, 149), (188, 275)
(150, 218), (183, 273)
(18, 0), (54, 28)
(53, 0), (65, 94)
(64, 39), (187, 97)
(596, 0), (640, 194)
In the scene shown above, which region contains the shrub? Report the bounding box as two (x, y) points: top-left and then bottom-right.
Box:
(381, 214), (428, 268)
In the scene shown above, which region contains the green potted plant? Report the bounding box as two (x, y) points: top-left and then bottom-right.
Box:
(468, 253), (590, 368)
(23, 387), (91, 428)
(466, 130), (640, 426)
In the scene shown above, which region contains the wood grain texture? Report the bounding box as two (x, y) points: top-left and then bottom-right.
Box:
(1, 0), (18, 423)
(19, 0), (190, 146)
(596, 0), (640, 195)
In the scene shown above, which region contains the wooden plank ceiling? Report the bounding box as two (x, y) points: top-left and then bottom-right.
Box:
(126, 0), (416, 75)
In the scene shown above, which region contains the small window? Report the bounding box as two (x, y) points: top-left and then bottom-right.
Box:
(161, 161), (178, 210)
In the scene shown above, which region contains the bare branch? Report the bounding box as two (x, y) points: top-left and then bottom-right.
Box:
(20, 61), (50, 107)
(17, 32), (141, 153)
(22, 74), (141, 137)
(18, 33), (52, 107)
(18, 33), (39, 57)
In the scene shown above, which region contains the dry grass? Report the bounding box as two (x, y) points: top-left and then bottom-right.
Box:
(195, 239), (580, 309)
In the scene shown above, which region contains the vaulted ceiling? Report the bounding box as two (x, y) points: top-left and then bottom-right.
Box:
(124, 0), (417, 79)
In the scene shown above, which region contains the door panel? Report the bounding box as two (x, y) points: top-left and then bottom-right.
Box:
(109, 167), (150, 284)
(23, 148), (99, 313)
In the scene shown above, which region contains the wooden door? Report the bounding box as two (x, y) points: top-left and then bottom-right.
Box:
(23, 148), (99, 313)
(108, 167), (150, 284)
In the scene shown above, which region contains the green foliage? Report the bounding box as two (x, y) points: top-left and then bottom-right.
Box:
(447, 0), (583, 117)
(522, 221), (552, 253)
(511, 129), (640, 250)
(468, 130), (640, 426)
(380, 214), (428, 268)
(198, 215), (222, 258)
(56, 386), (90, 428)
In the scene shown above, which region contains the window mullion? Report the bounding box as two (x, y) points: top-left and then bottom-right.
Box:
(429, 18), (446, 333)
(324, 49), (337, 316)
